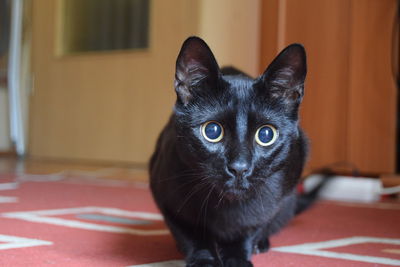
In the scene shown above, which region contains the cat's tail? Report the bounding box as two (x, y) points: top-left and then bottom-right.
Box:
(295, 169), (334, 215)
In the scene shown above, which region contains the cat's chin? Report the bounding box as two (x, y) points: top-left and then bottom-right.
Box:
(223, 188), (249, 201)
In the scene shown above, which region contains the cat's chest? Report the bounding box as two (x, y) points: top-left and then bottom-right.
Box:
(207, 199), (277, 238)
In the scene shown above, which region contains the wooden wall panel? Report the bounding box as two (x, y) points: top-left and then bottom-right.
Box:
(347, 0), (397, 174)
(30, 0), (199, 165)
(260, 0), (397, 174)
(259, 0), (279, 70)
(261, 0), (352, 173)
(199, 0), (261, 77)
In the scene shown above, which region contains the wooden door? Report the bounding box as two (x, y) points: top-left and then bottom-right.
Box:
(29, 0), (199, 165)
(260, 0), (397, 174)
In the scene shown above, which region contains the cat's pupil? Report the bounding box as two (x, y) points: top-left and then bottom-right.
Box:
(257, 126), (276, 145)
(204, 122), (222, 141)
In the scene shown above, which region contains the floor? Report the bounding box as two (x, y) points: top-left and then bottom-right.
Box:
(1, 156), (400, 266)
(0, 156), (149, 182)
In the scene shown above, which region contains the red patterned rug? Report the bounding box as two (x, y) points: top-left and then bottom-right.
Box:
(0, 172), (399, 266)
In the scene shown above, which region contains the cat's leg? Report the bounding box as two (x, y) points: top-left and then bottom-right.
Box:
(252, 194), (296, 255)
(218, 238), (254, 267)
(186, 247), (220, 267)
(163, 215), (221, 267)
(250, 225), (270, 254)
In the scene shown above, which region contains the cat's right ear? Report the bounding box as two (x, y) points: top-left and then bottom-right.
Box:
(174, 37), (220, 105)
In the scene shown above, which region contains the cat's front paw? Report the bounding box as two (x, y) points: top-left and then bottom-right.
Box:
(253, 238), (270, 254)
(223, 258), (253, 267)
(186, 249), (221, 267)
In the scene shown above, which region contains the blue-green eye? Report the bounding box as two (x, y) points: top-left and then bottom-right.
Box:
(201, 121), (224, 142)
(255, 125), (278, 146)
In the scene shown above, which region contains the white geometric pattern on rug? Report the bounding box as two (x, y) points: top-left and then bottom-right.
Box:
(2, 206), (169, 236)
(0, 182), (18, 203)
(272, 236), (400, 266)
(0, 196), (18, 203)
(0, 234), (52, 250)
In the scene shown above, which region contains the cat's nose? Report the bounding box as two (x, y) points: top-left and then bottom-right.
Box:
(227, 161), (250, 177)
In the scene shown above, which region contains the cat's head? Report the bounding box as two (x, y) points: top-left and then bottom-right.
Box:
(173, 37), (307, 200)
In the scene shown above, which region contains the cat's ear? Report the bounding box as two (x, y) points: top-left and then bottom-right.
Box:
(261, 44), (307, 103)
(174, 36), (220, 105)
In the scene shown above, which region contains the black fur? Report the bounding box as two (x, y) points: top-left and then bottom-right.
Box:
(150, 36), (308, 267)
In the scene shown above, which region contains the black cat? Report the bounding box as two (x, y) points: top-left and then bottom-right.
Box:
(150, 36), (308, 267)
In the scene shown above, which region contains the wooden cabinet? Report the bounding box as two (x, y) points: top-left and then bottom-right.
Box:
(260, 0), (397, 175)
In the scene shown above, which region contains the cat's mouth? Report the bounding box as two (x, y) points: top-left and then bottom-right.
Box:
(218, 174), (253, 201)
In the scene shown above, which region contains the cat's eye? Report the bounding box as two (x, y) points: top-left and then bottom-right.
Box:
(201, 121), (224, 142)
(255, 125), (278, 146)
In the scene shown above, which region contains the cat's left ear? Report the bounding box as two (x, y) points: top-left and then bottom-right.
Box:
(261, 44), (307, 103)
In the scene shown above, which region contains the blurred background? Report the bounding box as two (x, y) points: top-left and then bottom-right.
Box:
(0, 0), (398, 179)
